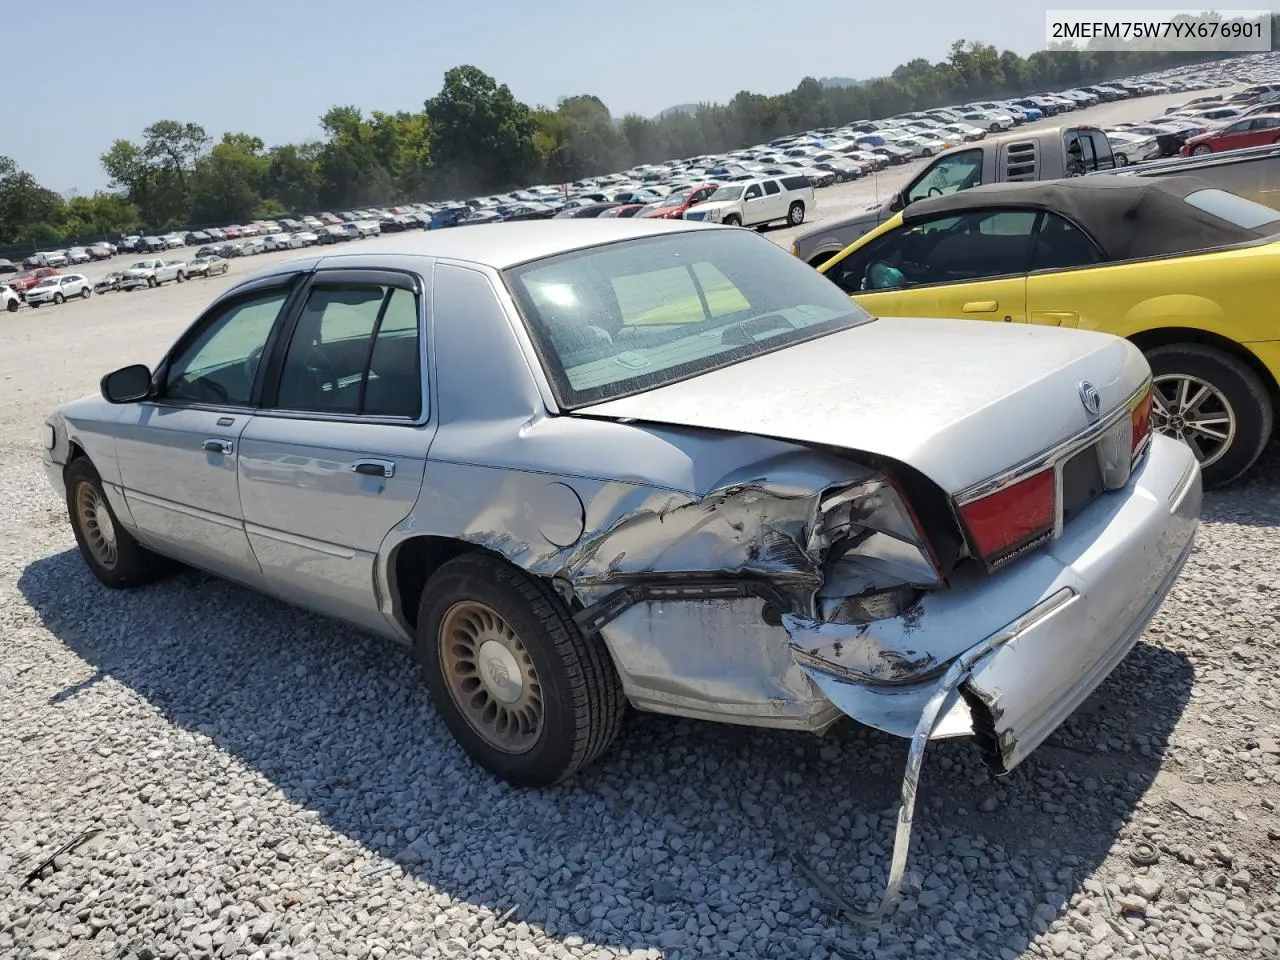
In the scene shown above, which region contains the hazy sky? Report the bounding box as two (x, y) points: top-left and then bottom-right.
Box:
(12, 0), (1201, 192)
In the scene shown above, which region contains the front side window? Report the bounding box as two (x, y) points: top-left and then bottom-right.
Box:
(904, 149), (983, 204)
(504, 230), (869, 408)
(164, 288), (291, 406)
(744, 184), (763, 200)
(274, 283), (421, 417)
(826, 210), (1040, 294)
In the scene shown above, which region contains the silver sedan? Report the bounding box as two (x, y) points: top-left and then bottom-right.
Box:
(43, 219), (1200, 918)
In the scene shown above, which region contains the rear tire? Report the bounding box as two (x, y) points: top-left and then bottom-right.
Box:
(176, 271), (185, 283)
(787, 201), (805, 226)
(147, 276), (157, 288)
(1144, 342), (1273, 488)
(415, 553), (626, 787)
(6, 299), (17, 312)
(65, 458), (168, 588)
(1192, 145), (1213, 155)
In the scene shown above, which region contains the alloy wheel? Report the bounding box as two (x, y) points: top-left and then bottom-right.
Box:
(1152, 373), (1236, 469)
(75, 482), (119, 569)
(439, 600), (544, 754)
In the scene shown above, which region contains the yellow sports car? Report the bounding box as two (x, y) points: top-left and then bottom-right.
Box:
(813, 175), (1280, 487)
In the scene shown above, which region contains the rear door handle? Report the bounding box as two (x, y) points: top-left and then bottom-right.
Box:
(961, 300), (999, 313)
(202, 438), (234, 455)
(352, 458), (395, 478)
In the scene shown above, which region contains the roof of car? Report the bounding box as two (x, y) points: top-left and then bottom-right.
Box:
(287, 217), (713, 269)
(899, 175), (1275, 260)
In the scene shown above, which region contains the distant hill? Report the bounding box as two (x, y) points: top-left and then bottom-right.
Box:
(654, 103), (701, 120)
(819, 77), (861, 88)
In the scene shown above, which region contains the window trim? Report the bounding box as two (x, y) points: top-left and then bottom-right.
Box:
(150, 272), (307, 413)
(256, 266), (430, 426)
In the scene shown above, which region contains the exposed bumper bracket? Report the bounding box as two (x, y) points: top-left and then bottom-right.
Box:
(572, 575), (797, 637)
(790, 587), (1075, 924)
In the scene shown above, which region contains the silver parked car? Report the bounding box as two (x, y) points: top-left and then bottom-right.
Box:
(43, 220), (1200, 917)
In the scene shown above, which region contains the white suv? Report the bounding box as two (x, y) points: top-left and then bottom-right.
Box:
(25, 274), (91, 306)
(2, 283), (20, 312)
(683, 175), (815, 228)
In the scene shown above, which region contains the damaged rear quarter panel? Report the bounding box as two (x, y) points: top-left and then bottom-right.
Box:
(394, 413), (876, 724)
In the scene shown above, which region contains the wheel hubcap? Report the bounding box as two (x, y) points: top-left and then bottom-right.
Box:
(439, 600), (543, 753)
(1151, 373), (1236, 468)
(75, 482), (118, 569)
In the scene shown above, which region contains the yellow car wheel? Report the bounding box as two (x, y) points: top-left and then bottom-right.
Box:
(1146, 343), (1273, 488)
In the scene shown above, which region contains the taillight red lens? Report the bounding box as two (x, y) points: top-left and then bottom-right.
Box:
(1131, 385), (1153, 455)
(958, 469), (1055, 569)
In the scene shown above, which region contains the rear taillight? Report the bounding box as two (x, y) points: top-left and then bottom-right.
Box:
(957, 469), (1055, 571)
(1131, 384), (1153, 457)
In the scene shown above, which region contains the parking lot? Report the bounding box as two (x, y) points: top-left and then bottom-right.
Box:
(2, 87), (1279, 960)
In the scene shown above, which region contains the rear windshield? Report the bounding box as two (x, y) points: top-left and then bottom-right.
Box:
(503, 229), (871, 408)
(1184, 188), (1280, 231)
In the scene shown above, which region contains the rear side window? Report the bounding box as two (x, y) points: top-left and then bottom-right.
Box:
(275, 284), (421, 418)
(1183, 188), (1280, 231)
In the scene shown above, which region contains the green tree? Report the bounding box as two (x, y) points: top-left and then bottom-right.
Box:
(425, 65), (538, 194)
(0, 156), (66, 243)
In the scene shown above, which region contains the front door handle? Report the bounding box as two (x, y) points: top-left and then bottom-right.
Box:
(352, 458), (395, 479)
(202, 438), (234, 455)
(961, 300), (999, 313)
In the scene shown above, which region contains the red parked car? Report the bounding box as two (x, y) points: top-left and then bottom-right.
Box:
(9, 267), (59, 295)
(1181, 113), (1280, 155)
(636, 183), (719, 219)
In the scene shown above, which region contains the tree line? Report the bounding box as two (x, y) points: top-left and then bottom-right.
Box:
(3, 21), (1278, 247)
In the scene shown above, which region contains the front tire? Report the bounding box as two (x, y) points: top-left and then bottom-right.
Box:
(787, 201), (805, 226)
(722, 214), (741, 227)
(147, 276), (157, 288)
(65, 458), (168, 588)
(416, 553), (626, 787)
(81, 287), (91, 299)
(1145, 342), (1273, 488)
(53, 293), (65, 304)
(6, 299), (17, 312)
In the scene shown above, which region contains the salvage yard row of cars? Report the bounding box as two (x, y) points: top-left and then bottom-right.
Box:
(5, 56), (1274, 278)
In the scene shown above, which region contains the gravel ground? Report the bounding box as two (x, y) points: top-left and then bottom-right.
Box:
(3, 82), (1280, 960)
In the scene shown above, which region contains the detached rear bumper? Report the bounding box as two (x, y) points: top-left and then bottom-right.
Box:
(785, 433), (1201, 774)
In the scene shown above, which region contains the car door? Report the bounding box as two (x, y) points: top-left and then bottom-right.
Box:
(823, 209), (1035, 322)
(113, 274), (304, 582)
(235, 268), (432, 632)
(1243, 116), (1280, 147)
(1024, 213), (1109, 329)
(740, 182), (766, 224)
(760, 178), (785, 220)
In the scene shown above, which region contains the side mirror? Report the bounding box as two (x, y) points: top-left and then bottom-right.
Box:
(888, 190), (906, 212)
(101, 364), (153, 404)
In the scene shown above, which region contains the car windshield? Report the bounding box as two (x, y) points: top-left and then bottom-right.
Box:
(36, 278), (57, 287)
(707, 185), (744, 202)
(660, 191), (691, 206)
(503, 229), (872, 408)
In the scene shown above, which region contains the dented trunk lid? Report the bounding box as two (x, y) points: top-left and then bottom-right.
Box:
(575, 317), (1149, 495)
